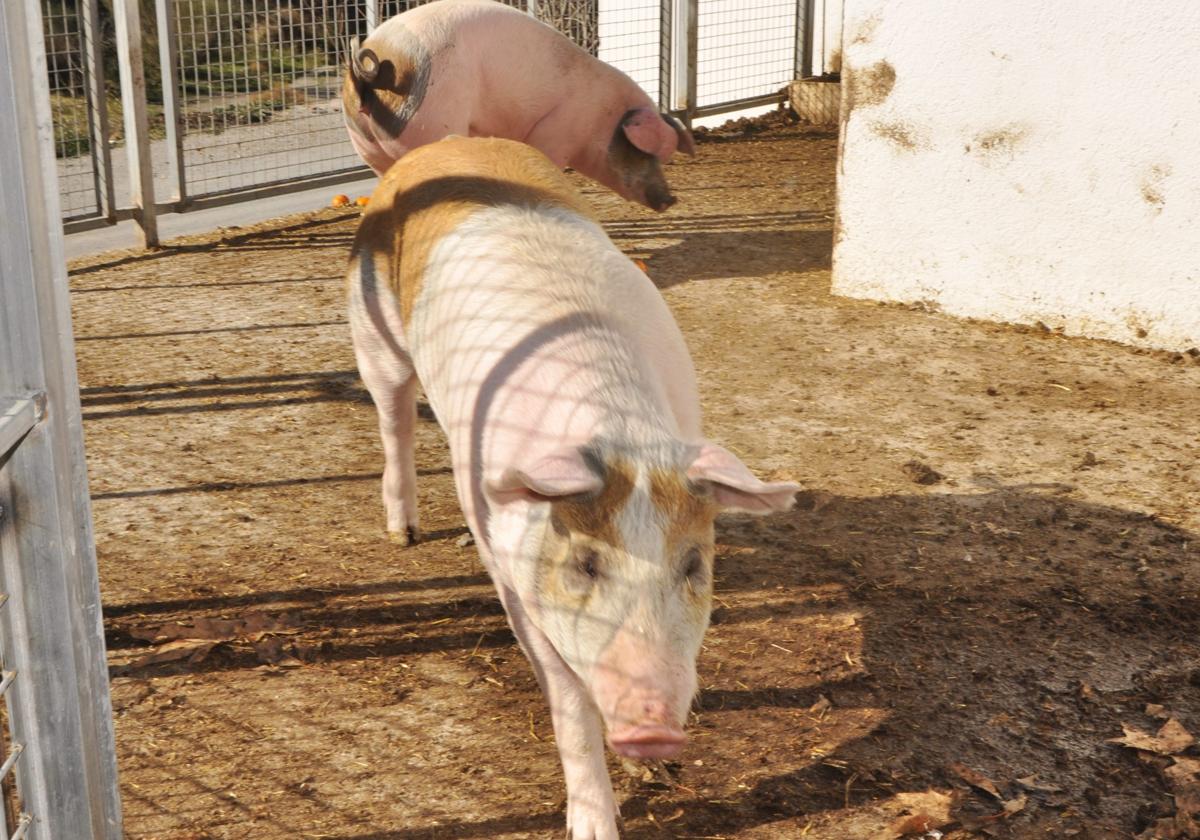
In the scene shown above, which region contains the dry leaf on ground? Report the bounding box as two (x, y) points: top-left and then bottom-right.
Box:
(1015, 775), (1063, 794)
(127, 612), (300, 668)
(1110, 719), (1196, 756)
(999, 794), (1027, 818)
(131, 639), (217, 667)
(879, 790), (954, 839)
(1165, 757), (1200, 788)
(949, 762), (1003, 800)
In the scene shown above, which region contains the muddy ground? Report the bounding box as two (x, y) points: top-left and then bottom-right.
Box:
(68, 119), (1200, 839)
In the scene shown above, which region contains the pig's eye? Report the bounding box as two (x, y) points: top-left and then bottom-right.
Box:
(578, 549), (600, 580)
(682, 547), (704, 582)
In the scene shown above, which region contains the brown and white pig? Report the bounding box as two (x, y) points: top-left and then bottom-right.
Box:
(347, 136), (796, 839)
(342, 0), (694, 212)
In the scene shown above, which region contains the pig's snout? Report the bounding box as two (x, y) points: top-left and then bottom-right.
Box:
(607, 722), (687, 760)
(644, 183), (677, 212)
(603, 691), (688, 758)
(643, 182), (681, 213)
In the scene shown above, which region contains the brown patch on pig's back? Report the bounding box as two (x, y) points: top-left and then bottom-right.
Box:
(351, 137), (597, 327)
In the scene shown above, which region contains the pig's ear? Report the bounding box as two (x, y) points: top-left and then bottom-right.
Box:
(663, 113), (696, 156)
(621, 108), (682, 161)
(488, 448), (604, 502)
(686, 442), (799, 514)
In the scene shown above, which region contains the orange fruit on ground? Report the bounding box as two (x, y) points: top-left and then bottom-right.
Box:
(331, 194), (350, 207)
(633, 258), (648, 273)
(355, 196), (370, 207)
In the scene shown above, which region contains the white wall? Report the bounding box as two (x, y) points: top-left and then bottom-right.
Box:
(832, 0), (1200, 351)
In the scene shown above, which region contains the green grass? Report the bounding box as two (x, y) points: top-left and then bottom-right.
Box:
(49, 93), (166, 159)
(181, 47), (335, 96)
(183, 86), (309, 135)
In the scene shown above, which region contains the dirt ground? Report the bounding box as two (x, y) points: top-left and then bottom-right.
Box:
(68, 117), (1200, 839)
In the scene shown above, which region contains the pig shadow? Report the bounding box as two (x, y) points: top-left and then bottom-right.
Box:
(613, 481), (1199, 838)
(603, 209), (833, 288)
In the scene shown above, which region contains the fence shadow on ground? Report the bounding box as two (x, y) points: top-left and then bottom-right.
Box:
(104, 480), (1199, 837)
(78, 369), (432, 422)
(69, 214), (356, 276)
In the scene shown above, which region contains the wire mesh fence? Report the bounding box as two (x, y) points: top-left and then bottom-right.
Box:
(695, 0), (799, 113)
(165, 0), (371, 200)
(42, 0), (110, 222)
(598, 0), (667, 108)
(48, 0), (822, 230)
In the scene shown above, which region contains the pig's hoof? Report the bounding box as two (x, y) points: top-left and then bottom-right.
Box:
(388, 526), (420, 547)
(565, 801), (621, 840)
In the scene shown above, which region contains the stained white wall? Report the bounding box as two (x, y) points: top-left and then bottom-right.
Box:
(832, 0), (1200, 351)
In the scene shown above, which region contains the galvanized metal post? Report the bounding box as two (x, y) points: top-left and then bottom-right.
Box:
(685, 0), (697, 127)
(671, 0), (697, 124)
(365, 0), (379, 33)
(527, 0), (540, 18)
(796, 0), (816, 78)
(155, 0), (186, 207)
(657, 0), (671, 112)
(81, 0), (115, 221)
(0, 1), (124, 838)
(112, 0), (158, 245)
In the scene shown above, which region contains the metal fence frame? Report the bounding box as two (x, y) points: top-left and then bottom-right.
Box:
(1, 0), (125, 838)
(43, 0), (115, 224)
(58, 0), (825, 245)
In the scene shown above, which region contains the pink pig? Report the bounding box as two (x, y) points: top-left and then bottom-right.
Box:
(342, 0), (695, 211)
(347, 136), (797, 839)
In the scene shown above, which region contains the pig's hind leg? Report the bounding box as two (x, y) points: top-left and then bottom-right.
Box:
(348, 252), (422, 545)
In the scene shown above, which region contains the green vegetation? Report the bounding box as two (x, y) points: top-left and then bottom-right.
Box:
(43, 0), (351, 157)
(49, 93), (165, 158)
(180, 47), (329, 96)
(183, 86), (309, 134)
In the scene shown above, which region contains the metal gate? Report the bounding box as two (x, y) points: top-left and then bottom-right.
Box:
(50, 0), (822, 242)
(694, 0), (803, 116)
(1, 1), (125, 838)
(157, 0), (373, 207)
(41, 0), (114, 224)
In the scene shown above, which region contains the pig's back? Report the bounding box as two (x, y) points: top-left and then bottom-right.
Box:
(354, 137), (698, 459)
(372, 0), (615, 141)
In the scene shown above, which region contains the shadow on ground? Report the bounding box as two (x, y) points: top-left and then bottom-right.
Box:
(105, 482), (1199, 837)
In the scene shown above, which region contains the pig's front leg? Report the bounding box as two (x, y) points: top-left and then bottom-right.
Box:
(499, 586), (620, 839)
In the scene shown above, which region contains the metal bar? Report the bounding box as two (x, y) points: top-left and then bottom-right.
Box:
(0, 1), (125, 837)
(111, 0), (159, 246)
(85, 0), (116, 222)
(366, 0), (379, 33)
(80, 0), (113, 221)
(0, 401), (37, 462)
(658, 0), (671, 111)
(0, 745), (25, 783)
(670, 0), (693, 116)
(799, 0), (815, 78)
(688, 91), (789, 119)
(684, 0), (697, 127)
(9, 814), (32, 840)
(155, 0), (187, 204)
(0, 673), (14, 700)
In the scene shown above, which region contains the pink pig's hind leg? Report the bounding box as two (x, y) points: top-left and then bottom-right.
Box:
(371, 374), (421, 545)
(348, 253), (422, 545)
